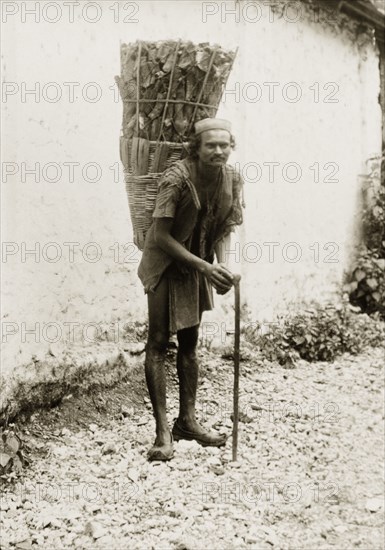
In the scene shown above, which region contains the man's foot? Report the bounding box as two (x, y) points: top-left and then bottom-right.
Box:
(172, 419), (227, 447)
(147, 432), (174, 461)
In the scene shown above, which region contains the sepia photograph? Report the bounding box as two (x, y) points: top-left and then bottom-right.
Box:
(1, 0), (384, 548)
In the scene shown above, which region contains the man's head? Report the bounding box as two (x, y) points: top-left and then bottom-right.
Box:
(187, 118), (235, 164)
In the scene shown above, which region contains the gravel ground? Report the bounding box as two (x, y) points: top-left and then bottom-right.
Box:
(1, 345), (384, 550)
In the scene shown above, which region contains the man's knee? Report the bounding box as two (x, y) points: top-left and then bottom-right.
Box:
(177, 326), (199, 352)
(147, 330), (169, 353)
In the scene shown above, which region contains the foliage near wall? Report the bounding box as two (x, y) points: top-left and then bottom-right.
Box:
(243, 302), (385, 366)
(345, 155), (385, 319)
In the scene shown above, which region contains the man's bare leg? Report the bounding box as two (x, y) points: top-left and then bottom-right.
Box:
(176, 326), (199, 429)
(175, 326), (226, 445)
(145, 277), (172, 455)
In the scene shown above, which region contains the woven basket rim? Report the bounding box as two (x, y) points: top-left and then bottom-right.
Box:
(121, 136), (188, 145)
(125, 173), (162, 180)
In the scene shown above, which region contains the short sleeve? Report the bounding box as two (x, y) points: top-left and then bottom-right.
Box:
(230, 169), (244, 226)
(153, 166), (184, 218)
(223, 168), (244, 233)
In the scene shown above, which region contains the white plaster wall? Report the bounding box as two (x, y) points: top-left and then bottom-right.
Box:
(1, 0), (382, 372)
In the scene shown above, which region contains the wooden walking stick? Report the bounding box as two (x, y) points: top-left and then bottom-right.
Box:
(232, 274), (241, 461)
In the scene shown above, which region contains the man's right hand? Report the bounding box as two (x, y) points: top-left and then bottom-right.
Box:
(204, 263), (234, 294)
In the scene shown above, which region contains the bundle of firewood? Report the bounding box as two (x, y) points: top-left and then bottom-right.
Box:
(115, 40), (237, 143)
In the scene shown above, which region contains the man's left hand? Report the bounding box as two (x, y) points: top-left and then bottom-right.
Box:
(216, 286), (232, 295)
(213, 264), (234, 294)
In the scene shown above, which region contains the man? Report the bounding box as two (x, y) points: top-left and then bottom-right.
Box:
(138, 118), (244, 460)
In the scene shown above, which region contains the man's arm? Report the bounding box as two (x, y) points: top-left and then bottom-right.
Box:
(154, 218), (233, 293)
(214, 234), (234, 295)
(215, 233), (231, 266)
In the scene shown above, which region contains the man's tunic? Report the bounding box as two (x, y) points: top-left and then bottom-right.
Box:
(138, 157), (243, 332)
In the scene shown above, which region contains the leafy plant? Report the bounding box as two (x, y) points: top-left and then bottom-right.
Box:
(346, 154), (385, 319)
(345, 248), (385, 319)
(0, 427), (25, 481)
(243, 303), (385, 366)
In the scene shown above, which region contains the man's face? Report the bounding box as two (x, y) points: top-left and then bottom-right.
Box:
(197, 130), (232, 165)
